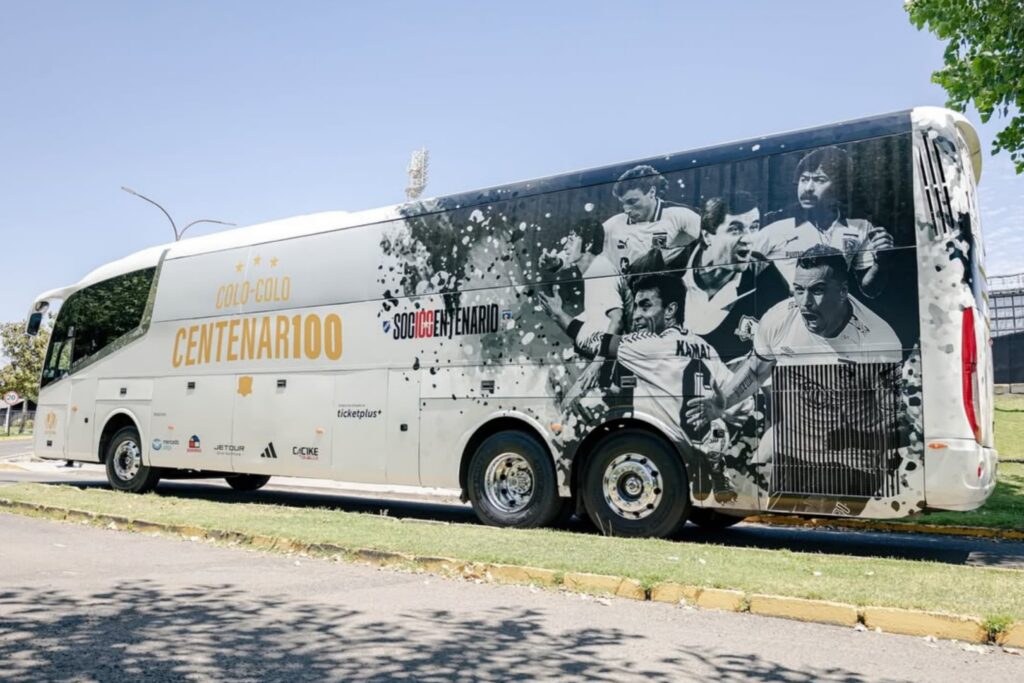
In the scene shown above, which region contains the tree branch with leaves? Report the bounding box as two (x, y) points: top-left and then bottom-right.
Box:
(907, 0), (1024, 173)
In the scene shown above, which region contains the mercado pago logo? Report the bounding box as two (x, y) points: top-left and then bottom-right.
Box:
(171, 254), (343, 367)
(386, 303), (502, 340)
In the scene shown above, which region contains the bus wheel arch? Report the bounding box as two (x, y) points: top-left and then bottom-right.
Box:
(458, 416), (556, 498)
(463, 426), (562, 529)
(98, 411), (142, 464)
(101, 419), (161, 494)
(572, 419), (691, 538)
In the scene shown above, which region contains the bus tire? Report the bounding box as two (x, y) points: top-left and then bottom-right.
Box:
(688, 508), (745, 530)
(467, 430), (561, 529)
(225, 474), (271, 492)
(582, 431), (689, 538)
(104, 426), (161, 494)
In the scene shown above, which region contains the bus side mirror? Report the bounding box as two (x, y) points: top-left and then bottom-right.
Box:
(26, 313), (43, 336)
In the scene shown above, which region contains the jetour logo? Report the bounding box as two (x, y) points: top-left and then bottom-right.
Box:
(187, 435), (202, 453)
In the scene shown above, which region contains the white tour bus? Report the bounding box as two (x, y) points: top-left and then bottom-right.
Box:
(27, 107), (996, 538)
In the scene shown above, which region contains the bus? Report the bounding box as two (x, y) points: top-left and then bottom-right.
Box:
(26, 106), (996, 538)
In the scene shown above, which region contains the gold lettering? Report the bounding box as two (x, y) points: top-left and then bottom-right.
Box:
(172, 328), (186, 368)
(185, 325), (198, 366)
(240, 318), (257, 360)
(257, 317), (272, 359)
(214, 320), (228, 361)
(325, 314), (343, 360)
(281, 276), (291, 301)
(304, 315), (322, 358)
(197, 323), (213, 365)
(276, 315), (290, 359)
(227, 319), (240, 361)
(292, 315), (302, 358)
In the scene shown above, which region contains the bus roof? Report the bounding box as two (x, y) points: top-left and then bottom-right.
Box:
(31, 106), (982, 313)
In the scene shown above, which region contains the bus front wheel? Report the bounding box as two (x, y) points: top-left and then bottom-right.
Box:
(105, 426), (161, 494)
(467, 430), (561, 529)
(225, 474), (271, 492)
(582, 431), (689, 538)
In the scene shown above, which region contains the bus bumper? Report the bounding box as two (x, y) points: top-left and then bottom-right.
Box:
(923, 440), (998, 512)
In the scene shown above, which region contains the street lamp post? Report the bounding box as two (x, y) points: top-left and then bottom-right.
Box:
(121, 186), (235, 241)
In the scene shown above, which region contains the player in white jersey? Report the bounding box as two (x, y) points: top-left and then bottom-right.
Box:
(753, 146), (894, 297)
(685, 244), (901, 429)
(540, 164), (701, 275)
(540, 273), (748, 501)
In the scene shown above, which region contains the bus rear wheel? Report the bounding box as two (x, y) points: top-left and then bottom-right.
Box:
(225, 474), (271, 492)
(467, 430), (561, 529)
(105, 426), (161, 494)
(582, 431), (689, 538)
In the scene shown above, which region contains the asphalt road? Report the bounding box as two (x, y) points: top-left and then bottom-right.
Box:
(3, 461), (1024, 570)
(1, 513), (1021, 682)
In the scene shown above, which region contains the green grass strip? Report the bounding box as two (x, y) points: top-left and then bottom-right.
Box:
(2, 482), (1023, 622)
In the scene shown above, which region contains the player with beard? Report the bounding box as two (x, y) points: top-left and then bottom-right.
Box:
(675, 192), (790, 362)
(754, 146), (894, 297)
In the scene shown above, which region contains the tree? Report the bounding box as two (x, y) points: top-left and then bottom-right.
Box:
(906, 0), (1024, 173)
(0, 320), (50, 403)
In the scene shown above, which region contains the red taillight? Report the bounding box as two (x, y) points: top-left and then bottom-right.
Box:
(961, 307), (981, 442)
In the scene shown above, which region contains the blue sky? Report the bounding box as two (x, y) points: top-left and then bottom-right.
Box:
(2, 1), (1022, 324)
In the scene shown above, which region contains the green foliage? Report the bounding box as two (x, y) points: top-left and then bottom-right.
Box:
(0, 320), (50, 403)
(906, 0), (1024, 173)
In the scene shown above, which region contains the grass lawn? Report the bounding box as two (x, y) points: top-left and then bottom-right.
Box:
(1, 482), (1023, 623)
(995, 392), (1024, 458)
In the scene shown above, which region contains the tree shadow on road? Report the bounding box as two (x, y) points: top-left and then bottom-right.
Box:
(0, 580), (896, 683)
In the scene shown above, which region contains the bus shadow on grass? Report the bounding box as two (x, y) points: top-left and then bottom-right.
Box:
(0, 580), (899, 683)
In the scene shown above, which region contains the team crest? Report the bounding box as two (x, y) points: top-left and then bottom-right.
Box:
(734, 315), (759, 342)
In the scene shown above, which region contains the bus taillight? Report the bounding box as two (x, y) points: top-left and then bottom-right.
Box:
(962, 306), (981, 442)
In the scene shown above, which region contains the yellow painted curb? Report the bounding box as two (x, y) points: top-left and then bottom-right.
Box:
(484, 563), (559, 587)
(0, 463), (27, 471)
(649, 582), (701, 605)
(563, 572), (645, 600)
(749, 594), (858, 626)
(414, 556), (464, 574)
(862, 607), (987, 643)
(695, 588), (745, 612)
(351, 547), (410, 567)
(999, 622), (1024, 648)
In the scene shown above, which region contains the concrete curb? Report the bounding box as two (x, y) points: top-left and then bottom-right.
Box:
(0, 497), (1019, 647)
(746, 514), (1024, 542)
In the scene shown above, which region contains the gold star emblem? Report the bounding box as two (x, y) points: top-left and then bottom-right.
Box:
(270, 257), (279, 267)
(253, 255), (262, 266)
(235, 262), (244, 273)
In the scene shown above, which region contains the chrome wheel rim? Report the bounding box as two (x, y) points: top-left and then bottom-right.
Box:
(483, 453), (535, 514)
(113, 439), (142, 481)
(602, 453), (662, 520)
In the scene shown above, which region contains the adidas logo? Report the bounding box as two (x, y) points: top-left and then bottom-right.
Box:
(260, 442), (279, 459)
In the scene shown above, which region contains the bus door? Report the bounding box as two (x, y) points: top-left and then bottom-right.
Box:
(232, 373), (335, 477)
(331, 369), (389, 483)
(66, 375), (98, 460)
(385, 369), (420, 486)
(149, 375), (236, 472)
(35, 382), (70, 460)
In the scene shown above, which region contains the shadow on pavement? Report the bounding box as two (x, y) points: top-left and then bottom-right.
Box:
(0, 581), (897, 682)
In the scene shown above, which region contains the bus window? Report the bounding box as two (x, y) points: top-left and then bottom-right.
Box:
(40, 268), (156, 386)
